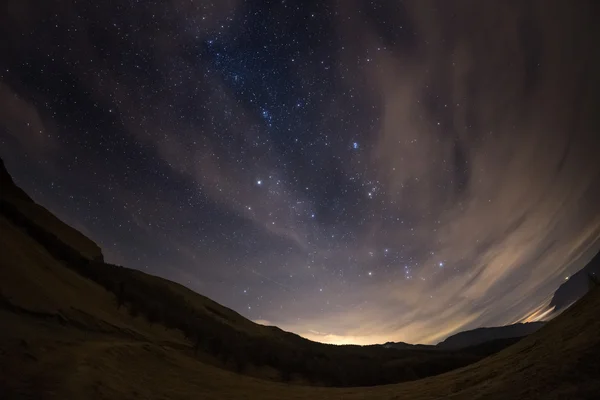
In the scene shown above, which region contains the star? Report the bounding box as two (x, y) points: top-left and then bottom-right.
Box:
(2, 0), (596, 351)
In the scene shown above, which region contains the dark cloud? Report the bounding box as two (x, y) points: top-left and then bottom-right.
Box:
(1, 0), (599, 344)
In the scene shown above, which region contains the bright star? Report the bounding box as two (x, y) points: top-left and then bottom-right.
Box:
(353, 142), (359, 149)
(257, 180), (262, 185)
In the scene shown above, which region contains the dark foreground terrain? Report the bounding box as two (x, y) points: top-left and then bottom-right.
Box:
(1, 159), (599, 399)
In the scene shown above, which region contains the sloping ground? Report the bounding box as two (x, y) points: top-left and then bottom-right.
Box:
(1, 212), (599, 400)
(0, 159), (103, 261)
(1, 156), (598, 398)
(1, 284), (599, 400)
(0, 156), (497, 388)
(437, 321), (545, 350)
(550, 250), (600, 312)
(0, 209), (486, 387)
(0, 215), (180, 342)
(130, 268), (280, 339)
(0, 157), (271, 340)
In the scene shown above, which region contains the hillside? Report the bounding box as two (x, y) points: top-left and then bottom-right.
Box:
(436, 322), (546, 350)
(0, 159), (103, 261)
(384, 321), (545, 351)
(550, 250), (600, 312)
(2, 237), (599, 399)
(1, 159), (599, 399)
(0, 159), (507, 388)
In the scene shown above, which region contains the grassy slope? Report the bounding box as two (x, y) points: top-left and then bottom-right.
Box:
(1, 215), (599, 400)
(0, 159), (103, 261)
(0, 216), (179, 342)
(0, 158), (279, 342)
(1, 253), (599, 400)
(130, 268), (279, 339)
(0, 158), (297, 343)
(1, 161), (599, 398)
(0, 211), (483, 386)
(0, 160), (491, 387)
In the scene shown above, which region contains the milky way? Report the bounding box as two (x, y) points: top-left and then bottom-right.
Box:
(1, 1), (599, 344)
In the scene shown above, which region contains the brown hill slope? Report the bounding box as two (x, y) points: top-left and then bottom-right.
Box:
(1, 159), (599, 398)
(0, 159), (103, 261)
(0, 202), (486, 388)
(1, 249), (598, 400)
(2, 261), (598, 400)
(550, 250), (600, 312)
(0, 158), (506, 388)
(436, 321), (545, 350)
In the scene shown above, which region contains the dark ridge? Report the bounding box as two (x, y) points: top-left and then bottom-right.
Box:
(0, 158), (509, 387)
(549, 250), (600, 312)
(436, 322), (545, 350)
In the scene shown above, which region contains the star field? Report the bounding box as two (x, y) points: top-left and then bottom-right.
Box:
(1, 0), (600, 345)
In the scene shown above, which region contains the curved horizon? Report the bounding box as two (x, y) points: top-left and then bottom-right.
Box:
(1, 0), (599, 346)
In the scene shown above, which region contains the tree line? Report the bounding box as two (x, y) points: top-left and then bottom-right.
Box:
(2, 199), (489, 387)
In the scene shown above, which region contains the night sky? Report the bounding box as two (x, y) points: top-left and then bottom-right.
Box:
(1, 1), (600, 345)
